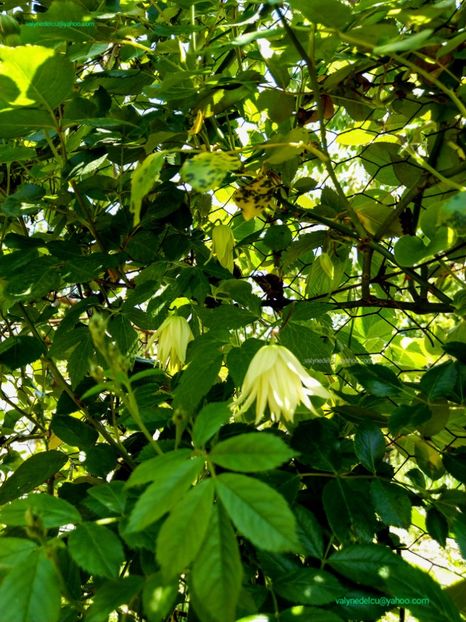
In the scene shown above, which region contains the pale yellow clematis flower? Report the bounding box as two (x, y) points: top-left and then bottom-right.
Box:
(233, 344), (331, 424)
(212, 224), (235, 273)
(156, 316), (193, 374)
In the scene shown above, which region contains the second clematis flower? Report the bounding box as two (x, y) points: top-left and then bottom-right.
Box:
(233, 344), (331, 424)
(156, 315), (194, 374)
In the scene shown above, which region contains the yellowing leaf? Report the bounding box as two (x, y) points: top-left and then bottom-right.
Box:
(235, 192), (275, 221)
(337, 129), (375, 146)
(296, 195), (316, 209)
(233, 171), (280, 220)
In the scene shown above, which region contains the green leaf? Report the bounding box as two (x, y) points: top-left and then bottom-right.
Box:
(0, 450), (67, 504)
(0, 45), (74, 110)
(328, 543), (402, 589)
(85, 576), (144, 622)
(210, 433), (296, 472)
(127, 457), (204, 531)
(0, 538), (37, 571)
(191, 502), (243, 622)
(84, 443), (118, 477)
(394, 230), (453, 266)
(257, 91), (295, 124)
(420, 362), (457, 401)
(156, 479), (214, 580)
(294, 505), (324, 559)
(323, 479), (377, 544)
(0, 109), (48, 137)
(68, 522), (125, 578)
(0, 493), (81, 528)
(130, 152), (164, 225)
(263, 225), (293, 251)
(439, 192), (466, 234)
(0, 185), (45, 218)
(443, 448), (466, 484)
(85, 482), (127, 516)
(82, 69), (153, 96)
(290, 0), (352, 28)
(452, 513), (466, 561)
(291, 419), (351, 472)
(173, 343), (223, 413)
(226, 338), (264, 387)
(192, 401), (232, 448)
(278, 608), (344, 622)
(215, 279), (262, 314)
(274, 567), (345, 605)
(426, 507), (448, 547)
(389, 404), (431, 435)
(354, 422), (385, 472)
(51, 415), (98, 449)
(196, 306), (258, 331)
(129, 367), (165, 384)
(370, 479), (412, 529)
(215, 473), (300, 552)
(446, 579), (466, 616)
(108, 314), (138, 354)
(0, 335), (45, 370)
(414, 438), (445, 480)
(0, 145), (36, 163)
(235, 610), (342, 622)
(359, 142), (399, 186)
(348, 364), (402, 397)
(305, 255), (333, 299)
(142, 572), (179, 622)
(121, 385), (171, 430)
(442, 342), (466, 364)
(383, 561), (462, 622)
(279, 322), (333, 373)
(0, 549), (61, 622)
(67, 331), (94, 389)
(126, 449), (193, 488)
(374, 29), (434, 54)
(49, 326), (87, 359)
(258, 470), (300, 505)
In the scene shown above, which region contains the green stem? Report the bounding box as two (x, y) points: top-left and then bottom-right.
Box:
(277, 8), (368, 241)
(279, 197), (453, 305)
(334, 30), (466, 117)
(123, 381), (163, 455)
(19, 304), (135, 467)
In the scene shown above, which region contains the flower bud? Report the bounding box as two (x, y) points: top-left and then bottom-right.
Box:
(89, 313), (108, 353)
(212, 224), (235, 273)
(0, 15), (20, 38)
(156, 315), (194, 374)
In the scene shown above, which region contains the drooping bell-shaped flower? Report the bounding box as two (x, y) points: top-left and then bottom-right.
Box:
(156, 315), (193, 374)
(233, 344), (331, 424)
(212, 224), (235, 273)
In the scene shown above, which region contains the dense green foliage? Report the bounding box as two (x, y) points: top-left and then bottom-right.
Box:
(0, 0), (466, 620)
